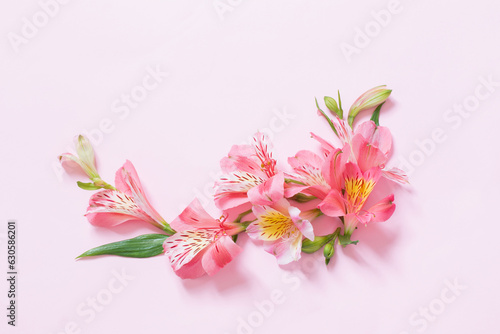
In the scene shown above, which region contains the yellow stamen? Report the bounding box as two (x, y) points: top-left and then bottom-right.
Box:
(257, 211), (295, 241)
(344, 176), (376, 212)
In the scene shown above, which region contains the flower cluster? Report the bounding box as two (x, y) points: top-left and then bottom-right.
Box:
(61, 86), (408, 279)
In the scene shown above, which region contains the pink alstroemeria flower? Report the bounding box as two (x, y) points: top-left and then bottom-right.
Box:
(86, 160), (172, 233)
(215, 132), (281, 210)
(285, 145), (348, 200)
(318, 162), (395, 236)
(314, 119), (409, 184)
(163, 199), (244, 279)
(246, 175), (316, 264)
(247, 198), (316, 264)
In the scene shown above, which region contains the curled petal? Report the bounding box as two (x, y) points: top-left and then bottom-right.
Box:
(367, 194), (396, 223)
(310, 132), (336, 157)
(288, 206), (314, 241)
(318, 189), (346, 217)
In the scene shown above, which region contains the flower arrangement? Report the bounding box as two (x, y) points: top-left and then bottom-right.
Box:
(60, 86), (408, 279)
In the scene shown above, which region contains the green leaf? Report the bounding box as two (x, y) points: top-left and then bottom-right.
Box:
(370, 102), (385, 126)
(324, 96), (341, 118)
(77, 181), (101, 191)
(338, 233), (359, 247)
(232, 234), (238, 243)
(77, 234), (169, 259)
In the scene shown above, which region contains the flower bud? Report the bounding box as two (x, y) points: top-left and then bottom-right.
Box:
(324, 96), (342, 118)
(323, 242), (335, 265)
(59, 135), (100, 181)
(348, 85), (391, 126)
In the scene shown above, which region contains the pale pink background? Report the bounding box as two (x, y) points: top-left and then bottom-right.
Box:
(1, 1), (499, 334)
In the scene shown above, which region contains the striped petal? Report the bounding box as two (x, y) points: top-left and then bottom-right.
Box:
(85, 190), (155, 227)
(382, 167), (409, 184)
(164, 229), (217, 271)
(115, 160), (167, 227)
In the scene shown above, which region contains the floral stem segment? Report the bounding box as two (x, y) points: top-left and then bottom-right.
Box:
(315, 97), (338, 136)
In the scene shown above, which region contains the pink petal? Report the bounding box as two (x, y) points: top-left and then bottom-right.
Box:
(214, 192), (250, 211)
(356, 121), (392, 156)
(168, 252), (206, 279)
(382, 167), (409, 184)
(247, 172), (284, 206)
(288, 150), (324, 170)
(163, 229), (215, 271)
(85, 212), (141, 227)
(322, 147), (348, 190)
(85, 190), (155, 227)
(171, 198), (219, 232)
(266, 233), (303, 265)
(318, 189), (346, 217)
(59, 153), (83, 170)
(352, 135), (388, 172)
(220, 144), (255, 172)
(221, 156), (267, 179)
(288, 206), (314, 241)
(367, 194), (396, 223)
(310, 132), (336, 157)
(114, 160), (166, 225)
(201, 235), (242, 276)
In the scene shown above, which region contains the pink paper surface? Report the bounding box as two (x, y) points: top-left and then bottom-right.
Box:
(1, 1), (499, 333)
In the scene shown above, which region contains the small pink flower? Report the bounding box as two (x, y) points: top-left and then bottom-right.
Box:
(247, 198), (315, 264)
(86, 160), (172, 232)
(215, 132), (281, 210)
(163, 199), (243, 279)
(318, 162), (395, 236)
(313, 119), (409, 184)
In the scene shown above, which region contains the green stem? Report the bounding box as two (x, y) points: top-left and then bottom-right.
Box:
(315, 97), (338, 136)
(235, 209), (253, 223)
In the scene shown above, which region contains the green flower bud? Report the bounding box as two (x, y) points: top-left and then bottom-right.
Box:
(324, 96), (342, 118)
(323, 243), (335, 265)
(348, 85), (392, 126)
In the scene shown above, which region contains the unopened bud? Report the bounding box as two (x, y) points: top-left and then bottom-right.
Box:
(348, 85), (392, 126)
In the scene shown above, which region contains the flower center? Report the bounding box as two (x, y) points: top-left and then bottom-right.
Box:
(344, 176), (375, 213)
